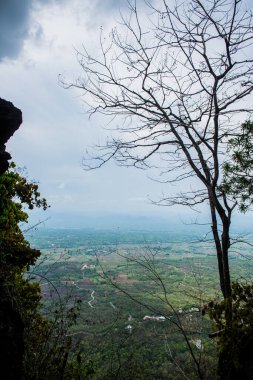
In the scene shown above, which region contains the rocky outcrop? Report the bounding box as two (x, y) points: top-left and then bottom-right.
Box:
(0, 98), (22, 174)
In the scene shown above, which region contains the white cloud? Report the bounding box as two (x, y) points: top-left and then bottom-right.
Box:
(58, 182), (65, 189)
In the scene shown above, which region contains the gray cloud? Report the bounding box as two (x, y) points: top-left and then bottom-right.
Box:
(0, 0), (64, 61)
(0, 0), (150, 61)
(95, 0), (128, 11)
(94, 0), (153, 16)
(0, 0), (31, 60)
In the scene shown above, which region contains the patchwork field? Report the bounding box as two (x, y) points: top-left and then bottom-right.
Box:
(26, 228), (253, 379)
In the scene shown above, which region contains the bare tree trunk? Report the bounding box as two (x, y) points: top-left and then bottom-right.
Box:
(221, 225), (232, 300)
(209, 197), (234, 380)
(208, 187), (232, 299)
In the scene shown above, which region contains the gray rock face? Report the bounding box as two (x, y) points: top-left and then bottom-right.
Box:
(0, 98), (22, 174)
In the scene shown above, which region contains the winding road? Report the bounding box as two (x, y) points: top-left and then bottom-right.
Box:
(88, 290), (95, 308)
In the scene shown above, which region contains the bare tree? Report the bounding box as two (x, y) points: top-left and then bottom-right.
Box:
(65, 0), (253, 302)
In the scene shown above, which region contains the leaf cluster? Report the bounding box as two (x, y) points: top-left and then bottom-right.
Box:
(203, 282), (253, 375)
(0, 162), (47, 231)
(0, 163), (48, 271)
(221, 121), (253, 212)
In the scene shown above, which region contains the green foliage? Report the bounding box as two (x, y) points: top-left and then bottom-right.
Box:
(0, 162), (47, 229)
(221, 120), (253, 212)
(0, 162), (47, 270)
(0, 162), (48, 318)
(0, 162), (49, 379)
(23, 299), (84, 380)
(204, 282), (253, 378)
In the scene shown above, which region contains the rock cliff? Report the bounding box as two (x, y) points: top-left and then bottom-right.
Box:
(0, 98), (22, 174)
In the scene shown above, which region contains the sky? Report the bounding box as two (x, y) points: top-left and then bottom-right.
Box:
(1, 0), (253, 230)
(0, 0), (180, 228)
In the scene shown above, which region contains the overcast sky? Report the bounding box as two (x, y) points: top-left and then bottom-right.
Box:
(1, 0), (252, 230)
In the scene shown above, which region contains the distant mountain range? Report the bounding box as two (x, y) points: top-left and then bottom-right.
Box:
(26, 209), (253, 235)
